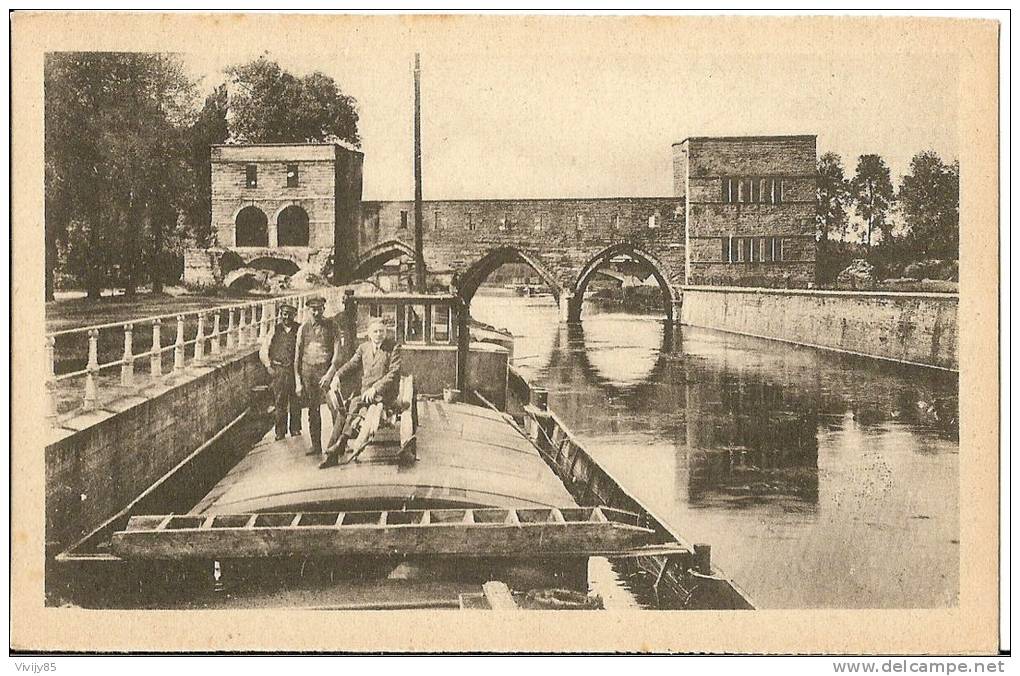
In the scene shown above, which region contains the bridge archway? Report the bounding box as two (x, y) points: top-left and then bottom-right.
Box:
(235, 206), (269, 247)
(247, 256), (301, 277)
(276, 205), (310, 247)
(571, 244), (681, 323)
(351, 239), (417, 284)
(457, 247), (563, 305)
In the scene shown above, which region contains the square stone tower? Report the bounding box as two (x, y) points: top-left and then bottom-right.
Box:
(186, 143), (363, 286)
(674, 135), (817, 287)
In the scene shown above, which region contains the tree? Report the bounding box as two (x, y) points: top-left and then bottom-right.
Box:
(898, 151), (959, 260)
(816, 152), (851, 243)
(44, 52), (197, 298)
(850, 154), (895, 247)
(185, 85), (229, 247)
(225, 56), (359, 146)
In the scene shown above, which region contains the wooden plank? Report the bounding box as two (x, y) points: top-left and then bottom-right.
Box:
(110, 518), (654, 560)
(482, 581), (518, 611)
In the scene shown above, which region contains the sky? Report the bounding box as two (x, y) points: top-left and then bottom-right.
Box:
(180, 18), (960, 202)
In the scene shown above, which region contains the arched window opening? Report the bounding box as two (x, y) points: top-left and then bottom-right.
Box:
(277, 205), (310, 247)
(235, 206), (269, 247)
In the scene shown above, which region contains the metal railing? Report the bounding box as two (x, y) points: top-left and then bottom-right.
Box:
(46, 287), (347, 423)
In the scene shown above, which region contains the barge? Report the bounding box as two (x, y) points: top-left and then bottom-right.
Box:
(53, 292), (754, 610)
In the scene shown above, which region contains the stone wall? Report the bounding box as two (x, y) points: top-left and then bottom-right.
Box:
(680, 286), (958, 370)
(45, 350), (266, 553)
(677, 136), (817, 287)
(359, 197), (686, 299)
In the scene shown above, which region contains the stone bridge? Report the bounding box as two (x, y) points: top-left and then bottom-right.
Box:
(354, 197), (686, 322)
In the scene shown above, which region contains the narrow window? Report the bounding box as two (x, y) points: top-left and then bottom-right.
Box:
(776, 238), (784, 261)
(776, 179), (784, 204)
(728, 235), (734, 263)
(737, 237), (745, 262)
(432, 305), (451, 343)
(760, 237), (768, 262)
(500, 212), (510, 231)
(728, 178), (736, 203)
(750, 237), (758, 262)
(612, 213), (620, 229)
(400, 210), (408, 229)
(405, 305), (425, 343)
(286, 164), (299, 188)
(534, 213), (544, 231)
(722, 237), (729, 262)
(743, 179), (753, 203)
(434, 210), (441, 231)
(245, 164), (258, 189)
(468, 213), (475, 231)
(721, 177), (729, 202)
(750, 178), (760, 203)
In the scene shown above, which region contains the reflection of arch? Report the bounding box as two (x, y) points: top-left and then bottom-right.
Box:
(352, 239), (416, 281)
(235, 206), (269, 247)
(458, 247), (562, 304)
(247, 257), (301, 276)
(572, 244), (680, 322)
(545, 321), (678, 402)
(276, 205), (310, 247)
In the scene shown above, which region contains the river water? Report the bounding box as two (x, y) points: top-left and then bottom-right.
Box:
(471, 291), (959, 609)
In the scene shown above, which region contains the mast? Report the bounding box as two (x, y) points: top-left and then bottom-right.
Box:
(413, 52), (426, 291)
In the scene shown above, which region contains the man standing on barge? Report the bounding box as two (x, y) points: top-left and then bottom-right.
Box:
(259, 302), (301, 441)
(294, 296), (344, 457)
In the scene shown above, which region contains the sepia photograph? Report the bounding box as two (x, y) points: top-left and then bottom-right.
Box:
(10, 11), (1002, 654)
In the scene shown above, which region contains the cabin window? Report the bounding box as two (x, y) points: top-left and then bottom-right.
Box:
(400, 210), (409, 229)
(611, 213), (620, 229)
(245, 164), (258, 189)
(534, 213), (544, 231)
(432, 305), (451, 343)
(499, 212), (511, 232)
(434, 210), (441, 231)
(468, 213), (476, 231)
(369, 304), (382, 318)
(404, 305), (425, 343)
(648, 212), (660, 229)
(286, 164), (299, 188)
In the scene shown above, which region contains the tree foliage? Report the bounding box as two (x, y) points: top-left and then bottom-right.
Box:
(45, 52), (197, 298)
(897, 151), (959, 260)
(225, 56), (359, 145)
(816, 151), (851, 243)
(185, 84), (230, 247)
(850, 154), (895, 247)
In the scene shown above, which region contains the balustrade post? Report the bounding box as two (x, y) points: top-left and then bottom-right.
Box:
(121, 323), (134, 386)
(226, 309), (236, 349)
(195, 313), (206, 361)
(239, 306), (250, 346)
(173, 315), (186, 373)
(211, 312), (221, 355)
(247, 305), (257, 345)
(150, 318), (162, 378)
(258, 301), (269, 341)
(46, 335), (57, 419)
(83, 329), (99, 410)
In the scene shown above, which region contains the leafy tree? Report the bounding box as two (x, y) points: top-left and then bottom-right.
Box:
(186, 84), (229, 247)
(816, 152), (851, 242)
(850, 154), (895, 247)
(225, 56), (359, 145)
(898, 151), (959, 260)
(44, 52), (196, 298)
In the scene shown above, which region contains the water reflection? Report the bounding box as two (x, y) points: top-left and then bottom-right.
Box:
(471, 293), (959, 608)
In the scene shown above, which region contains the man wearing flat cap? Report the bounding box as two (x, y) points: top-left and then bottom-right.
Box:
(294, 295), (344, 456)
(259, 302), (301, 441)
(320, 317), (402, 468)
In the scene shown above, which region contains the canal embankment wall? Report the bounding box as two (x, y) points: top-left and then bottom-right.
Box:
(45, 349), (266, 554)
(680, 286), (958, 371)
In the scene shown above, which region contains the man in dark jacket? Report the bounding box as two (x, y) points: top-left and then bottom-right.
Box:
(294, 296), (344, 456)
(259, 302), (301, 440)
(320, 318), (402, 468)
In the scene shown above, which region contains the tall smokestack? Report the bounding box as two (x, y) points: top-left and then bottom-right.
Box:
(413, 52), (425, 291)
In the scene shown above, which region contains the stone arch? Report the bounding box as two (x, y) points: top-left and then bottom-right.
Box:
(276, 205), (310, 247)
(234, 206), (269, 247)
(351, 239), (417, 281)
(457, 247), (563, 304)
(572, 243), (681, 323)
(247, 256), (301, 277)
